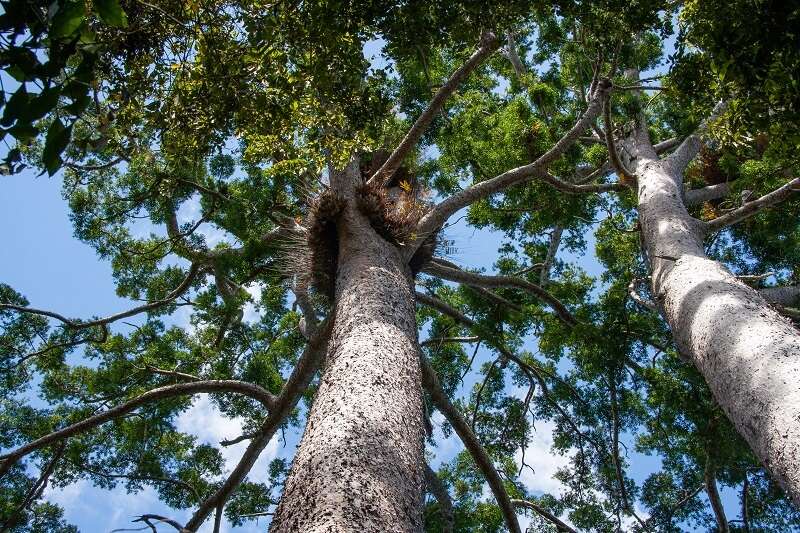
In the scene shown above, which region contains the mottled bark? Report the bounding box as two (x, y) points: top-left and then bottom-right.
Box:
(271, 162), (426, 532)
(631, 123), (800, 506)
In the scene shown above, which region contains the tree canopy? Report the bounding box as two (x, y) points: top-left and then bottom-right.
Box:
(1, 0), (799, 531)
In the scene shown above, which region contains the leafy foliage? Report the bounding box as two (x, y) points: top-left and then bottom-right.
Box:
(1, 1), (799, 532)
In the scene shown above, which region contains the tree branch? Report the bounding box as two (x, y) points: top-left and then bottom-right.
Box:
(425, 463), (454, 533)
(420, 355), (522, 533)
(704, 177), (800, 233)
(684, 182), (731, 206)
(0, 380), (276, 477)
(665, 100), (728, 173)
(183, 319), (332, 530)
(628, 279), (658, 312)
(410, 80), (612, 254)
(540, 226), (563, 286)
(0, 263), (203, 330)
(511, 499), (576, 533)
(759, 285), (800, 308)
(705, 459), (730, 533)
(421, 335), (480, 347)
(424, 259), (578, 326)
(369, 32), (499, 186)
(602, 94), (635, 182)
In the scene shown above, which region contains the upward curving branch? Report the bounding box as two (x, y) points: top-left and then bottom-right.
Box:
(368, 32), (500, 187)
(704, 176), (800, 233)
(410, 79), (612, 254)
(0, 380), (277, 478)
(424, 258), (578, 326)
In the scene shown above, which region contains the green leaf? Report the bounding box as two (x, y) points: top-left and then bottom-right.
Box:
(26, 87), (62, 122)
(8, 123), (38, 142)
(42, 118), (72, 176)
(93, 0), (128, 28)
(1, 85), (29, 127)
(64, 92), (91, 116)
(51, 0), (85, 38)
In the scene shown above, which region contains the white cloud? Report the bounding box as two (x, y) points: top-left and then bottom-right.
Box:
(241, 282), (263, 324)
(175, 394), (279, 483)
(176, 195), (235, 248)
(515, 419), (573, 497)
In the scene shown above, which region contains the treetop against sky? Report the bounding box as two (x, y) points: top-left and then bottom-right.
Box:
(1, 1), (799, 532)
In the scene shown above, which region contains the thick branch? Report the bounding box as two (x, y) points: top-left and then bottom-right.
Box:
(628, 279), (658, 312)
(759, 285), (800, 308)
(684, 182), (731, 206)
(420, 355), (522, 533)
(603, 95), (635, 182)
(412, 81), (612, 250)
(705, 460), (729, 533)
(369, 32), (499, 186)
(666, 100), (728, 173)
(424, 260), (577, 326)
(0, 380), (276, 477)
(425, 464), (454, 533)
(503, 31), (526, 77)
(704, 177), (800, 232)
(183, 319), (332, 530)
(540, 226), (563, 286)
(511, 499), (576, 533)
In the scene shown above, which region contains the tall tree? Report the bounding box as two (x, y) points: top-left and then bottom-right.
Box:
(1, 1), (799, 531)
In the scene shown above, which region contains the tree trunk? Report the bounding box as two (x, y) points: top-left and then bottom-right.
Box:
(270, 162), (426, 531)
(630, 126), (800, 506)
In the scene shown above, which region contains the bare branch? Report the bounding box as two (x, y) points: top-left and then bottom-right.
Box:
(369, 32), (499, 186)
(759, 285), (800, 308)
(65, 157), (125, 171)
(540, 226), (563, 286)
(424, 259), (578, 326)
(420, 355), (522, 533)
(0, 380), (277, 477)
(666, 100), (728, 173)
(411, 81), (612, 253)
(603, 94), (635, 182)
(704, 177), (800, 233)
(132, 514), (188, 533)
(0, 263), (203, 330)
(511, 499), (577, 533)
(421, 336), (480, 347)
(143, 366), (200, 382)
(183, 319), (332, 530)
(425, 464), (454, 533)
(502, 31), (526, 78)
(684, 182), (731, 206)
(539, 169), (626, 195)
(628, 279), (658, 312)
(705, 460), (730, 533)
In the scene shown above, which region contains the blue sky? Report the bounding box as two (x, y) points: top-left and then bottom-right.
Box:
(0, 32), (754, 533)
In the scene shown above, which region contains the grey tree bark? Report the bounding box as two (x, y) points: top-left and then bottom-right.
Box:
(270, 162), (427, 532)
(629, 120), (800, 506)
